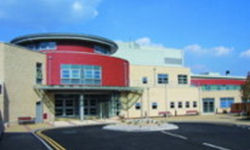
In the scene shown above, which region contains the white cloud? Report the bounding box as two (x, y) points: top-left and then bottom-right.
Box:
(184, 44), (207, 54)
(135, 37), (163, 47)
(240, 49), (250, 58)
(135, 37), (151, 45)
(213, 46), (233, 56)
(0, 0), (102, 28)
(184, 44), (233, 56)
(72, 1), (84, 12)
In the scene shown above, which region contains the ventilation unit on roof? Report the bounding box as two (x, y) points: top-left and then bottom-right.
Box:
(164, 57), (182, 65)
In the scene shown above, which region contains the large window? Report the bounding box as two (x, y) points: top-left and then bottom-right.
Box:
(61, 64), (101, 85)
(36, 63), (43, 84)
(178, 75), (188, 84)
(158, 74), (168, 84)
(220, 97), (234, 108)
(201, 85), (241, 91)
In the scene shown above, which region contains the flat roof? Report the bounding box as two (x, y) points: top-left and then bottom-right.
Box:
(10, 33), (118, 54)
(191, 74), (246, 80)
(34, 85), (143, 92)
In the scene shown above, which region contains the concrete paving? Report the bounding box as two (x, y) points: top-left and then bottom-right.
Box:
(156, 114), (250, 126)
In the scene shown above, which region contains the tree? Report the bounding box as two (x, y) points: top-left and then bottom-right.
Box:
(241, 72), (250, 116)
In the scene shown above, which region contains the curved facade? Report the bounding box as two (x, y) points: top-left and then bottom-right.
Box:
(11, 33), (129, 87)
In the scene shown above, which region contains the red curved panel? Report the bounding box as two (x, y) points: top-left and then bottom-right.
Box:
(46, 51), (129, 87)
(56, 41), (94, 53)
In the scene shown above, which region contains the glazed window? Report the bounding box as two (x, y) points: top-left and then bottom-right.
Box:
(178, 75), (188, 84)
(152, 102), (158, 109)
(193, 101), (197, 108)
(135, 102), (141, 110)
(94, 45), (110, 55)
(38, 42), (56, 50)
(142, 77), (148, 84)
(71, 69), (81, 79)
(185, 101), (190, 108)
(61, 69), (71, 79)
(178, 102), (182, 108)
(36, 63), (43, 84)
(220, 97), (234, 108)
(61, 64), (101, 85)
(170, 102), (175, 108)
(158, 74), (168, 84)
(26, 42), (57, 50)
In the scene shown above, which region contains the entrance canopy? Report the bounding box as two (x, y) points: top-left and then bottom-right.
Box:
(34, 85), (143, 120)
(34, 85), (143, 92)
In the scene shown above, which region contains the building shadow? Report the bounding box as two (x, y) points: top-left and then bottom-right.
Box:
(3, 85), (9, 123)
(0, 132), (47, 150)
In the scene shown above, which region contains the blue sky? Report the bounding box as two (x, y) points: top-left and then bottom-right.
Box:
(0, 0), (249, 76)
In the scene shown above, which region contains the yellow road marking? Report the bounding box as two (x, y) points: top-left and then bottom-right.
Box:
(35, 129), (66, 150)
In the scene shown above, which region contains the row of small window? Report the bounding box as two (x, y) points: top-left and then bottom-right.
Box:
(201, 85), (241, 91)
(135, 101), (197, 110)
(142, 74), (188, 84)
(61, 64), (101, 85)
(170, 101), (197, 109)
(25, 42), (57, 50)
(135, 102), (158, 110)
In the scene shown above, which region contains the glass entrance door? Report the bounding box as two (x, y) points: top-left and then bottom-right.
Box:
(203, 98), (215, 113)
(99, 101), (109, 119)
(84, 96), (97, 116)
(55, 95), (79, 117)
(84, 95), (110, 118)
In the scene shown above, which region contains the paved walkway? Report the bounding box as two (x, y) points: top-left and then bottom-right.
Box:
(5, 119), (120, 132)
(53, 119), (119, 127)
(156, 114), (250, 126)
(4, 114), (250, 133)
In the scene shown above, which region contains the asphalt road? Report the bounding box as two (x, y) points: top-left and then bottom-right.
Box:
(0, 132), (47, 150)
(42, 123), (250, 150)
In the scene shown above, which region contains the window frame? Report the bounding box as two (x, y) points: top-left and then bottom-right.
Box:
(157, 73), (168, 84)
(36, 62), (43, 84)
(220, 97), (234, 108)
(185, 101), (190, 108)
(178, 102), (182, 108)
(170, 102), (175, 109)
(193, 101), (197, 108)
(178, 74), (188, 84)
(142, 77), (148, 84)
(152, 102), (158, 109)
(135, 102), (141, 110)
(60, 65), (102, 85)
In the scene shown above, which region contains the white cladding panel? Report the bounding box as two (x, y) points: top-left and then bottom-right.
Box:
(113, 42), (184, 67)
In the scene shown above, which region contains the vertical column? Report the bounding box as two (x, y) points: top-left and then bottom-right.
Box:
(109, 93), (115, 117)
(80, 94), (84, 120)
